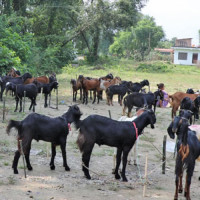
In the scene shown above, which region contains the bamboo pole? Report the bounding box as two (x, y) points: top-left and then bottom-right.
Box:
(56, 88), (58, 109)
(162, 135), (167, 174)
(143, 154), (148, 197)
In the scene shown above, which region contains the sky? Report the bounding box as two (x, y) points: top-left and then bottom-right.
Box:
(141, 0), (200, 45)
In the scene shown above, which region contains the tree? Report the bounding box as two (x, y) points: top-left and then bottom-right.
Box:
(109, 16), (164, 60)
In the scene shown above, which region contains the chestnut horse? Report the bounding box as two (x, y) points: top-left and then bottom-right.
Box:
(78, 75), (101, 104)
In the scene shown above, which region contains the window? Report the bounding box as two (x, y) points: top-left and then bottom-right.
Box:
(178, 52), (187, 60)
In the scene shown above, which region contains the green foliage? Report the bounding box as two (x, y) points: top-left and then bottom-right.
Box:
(0, 43), (21, 74)
(136, 62), (172, 73)
(109, 16), (164, 60)
(109, 31), (133, 57)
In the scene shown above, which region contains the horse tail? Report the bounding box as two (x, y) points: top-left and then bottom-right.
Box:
(6, 120), (21, 135)
(76, 130), (86, 152)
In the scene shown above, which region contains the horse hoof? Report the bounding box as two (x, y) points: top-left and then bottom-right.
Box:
(179, 189), (183, 193)
(122, 178), (128, 182)
(65, 166), (70, 171)
(14, 169), (18, 174)
(50, 165), (55, 170)
(115, 174), (121, 179)
(27, 166), (33, 171)
(85, 174), (91, 180)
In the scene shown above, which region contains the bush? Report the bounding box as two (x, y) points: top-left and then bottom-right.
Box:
(136, 62), (172, 73)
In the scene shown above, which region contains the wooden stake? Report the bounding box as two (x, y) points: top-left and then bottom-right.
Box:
(2, 97), (6, 122)
(49, 94), (51, 107)
(56, 88), (58, 109)
(162, 135), (167, 174)
(143, 154), (148, 197)
(108, 110), (112, 119)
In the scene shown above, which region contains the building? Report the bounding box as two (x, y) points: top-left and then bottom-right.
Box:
(172, 38), (200, 65)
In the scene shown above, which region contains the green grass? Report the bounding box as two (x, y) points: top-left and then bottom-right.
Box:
(57, 60), (200, 96)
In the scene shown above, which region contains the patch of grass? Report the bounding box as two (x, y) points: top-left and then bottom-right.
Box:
(7, 176), (16, 185)
(0, 140), (9, 147)
(4, 162), (9, 166)
(155, 186), (165, 190)
(140, 135), (156, 143)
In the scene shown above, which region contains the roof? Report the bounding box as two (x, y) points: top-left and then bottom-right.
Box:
(154, 48), (174, 53)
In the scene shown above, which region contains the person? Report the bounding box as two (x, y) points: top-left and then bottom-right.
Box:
(157, 83), (169, 107)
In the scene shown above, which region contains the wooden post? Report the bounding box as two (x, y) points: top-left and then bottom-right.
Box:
(49, 94), (51, 107)
(143, 154), (148, 197)
(23, 91), (26, 112)
(2, 97), (6, 122)
(108, 110), (112, 119)
(162, 135), (167, 174)
(19, 140), (27, 178)
(56, 88), (58, 109)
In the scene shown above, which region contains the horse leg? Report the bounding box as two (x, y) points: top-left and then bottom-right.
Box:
(111, 95), (114, 106)
(14, 97), (19, 112)
(92, 90), (96, 104)
(128, 106), (133, 117)
(19, 97), (23, 112)
(80, 87), (82, 101)
(82, 144), (94, 179)
(44, 94), (48, 107)
(12, 150), (21, 174)
(74, 90), (77, 102)
(178, 171), (183, 193)
(114, 148), (123, 180)
(85, 91), (89, 104)
(60, 140), (70, 171)
(50, 143), (56, 170)
(29, 98), (33, 111)
(112, 148), (117, 174)
(184, 163), (194, 200)
(133, 140), (138, 165)
(174, 155), (182, 200)
(121, 146), (132, 182)
(25, 142), (33, 171)
(90, 91), (92, 100)
(119, 95), (123, 106)
(82, 90), (85, 104)
(97, 91), (100, 104)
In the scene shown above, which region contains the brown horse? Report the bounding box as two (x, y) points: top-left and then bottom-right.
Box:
(78, 75), (101, 104)
(100, 76), (121, 91)
(24, 76), (49, 84)
(7, 68), (20, 77)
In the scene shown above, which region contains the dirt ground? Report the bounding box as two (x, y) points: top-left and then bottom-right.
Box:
(0, 94), (200, 200)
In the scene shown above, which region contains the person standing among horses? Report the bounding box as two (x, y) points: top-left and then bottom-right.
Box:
(157, 83), (169, 107)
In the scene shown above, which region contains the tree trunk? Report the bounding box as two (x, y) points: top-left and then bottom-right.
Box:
(91, 26), (100, 61)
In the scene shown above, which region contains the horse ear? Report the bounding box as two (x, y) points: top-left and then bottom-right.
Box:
(167, 123), (175, 139)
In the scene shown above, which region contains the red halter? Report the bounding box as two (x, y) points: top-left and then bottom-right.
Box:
(133, 122), (138, 140)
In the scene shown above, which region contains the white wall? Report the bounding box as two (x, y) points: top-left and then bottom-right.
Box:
(174, 49), (200, 65)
